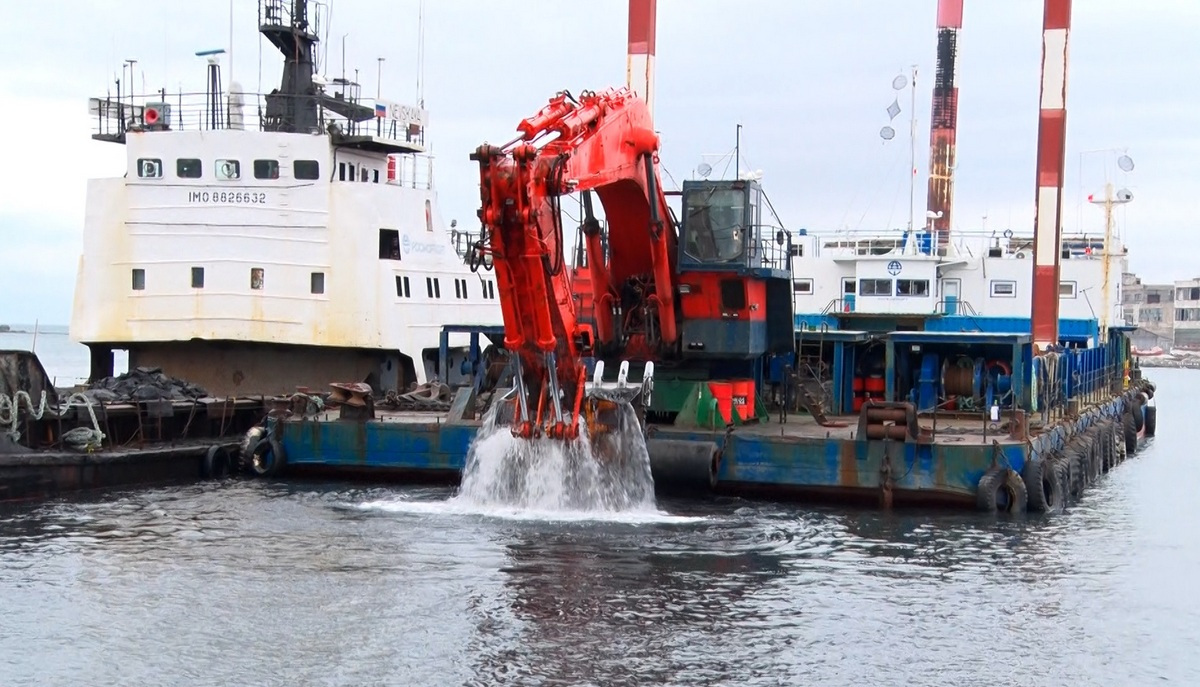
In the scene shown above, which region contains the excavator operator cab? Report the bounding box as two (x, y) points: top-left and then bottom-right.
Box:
(678, 179), (786, 275)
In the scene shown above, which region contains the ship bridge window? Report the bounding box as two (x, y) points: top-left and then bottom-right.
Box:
(897, 279), (929, 297)
(216, 159), (240, 180)
(294, 160), (320, 180)
(1059, 281), (1077, 298)
(379, 229), (401, 260)
(136, 158), (162, 179)
(254, 159), (280, 179)
(991, 280), (1016, 298)
(860, 279), (892, 296)
(176, 158), (202, 179)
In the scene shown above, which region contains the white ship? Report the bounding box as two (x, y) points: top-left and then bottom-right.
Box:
(70, 0), (502, 396)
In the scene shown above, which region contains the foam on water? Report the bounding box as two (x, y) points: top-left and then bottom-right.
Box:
(452, 399), (658, 513)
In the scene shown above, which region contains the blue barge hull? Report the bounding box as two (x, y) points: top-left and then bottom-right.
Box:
(273, 391), (1145, 509)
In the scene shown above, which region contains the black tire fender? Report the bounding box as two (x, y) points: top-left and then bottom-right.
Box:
(250, 437), (288, 477)
(977, 466), (1028, 513)
(202, 445), (230, 479)
(1123, 411), (1138, 456)
(1023, 457), (1060, 512)
(1144, 406), (1157, 438)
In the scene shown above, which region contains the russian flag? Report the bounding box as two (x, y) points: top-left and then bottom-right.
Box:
(375, 102), (387, 118)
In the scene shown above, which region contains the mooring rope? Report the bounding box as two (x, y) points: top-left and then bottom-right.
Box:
(59, 393), (106, 451)
(0, 390), (49, 442)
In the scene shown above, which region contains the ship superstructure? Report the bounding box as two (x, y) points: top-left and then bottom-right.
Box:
(70, 0), (502, 395)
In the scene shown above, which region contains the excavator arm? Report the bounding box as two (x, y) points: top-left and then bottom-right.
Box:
(470, 87), (672, 440)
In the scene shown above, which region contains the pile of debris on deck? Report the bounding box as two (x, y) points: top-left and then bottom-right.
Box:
(84, 367), (209, 403)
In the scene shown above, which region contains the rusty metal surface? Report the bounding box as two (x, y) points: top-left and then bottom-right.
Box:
(122, 341), (390, 397)
(0, 350), (58, 405)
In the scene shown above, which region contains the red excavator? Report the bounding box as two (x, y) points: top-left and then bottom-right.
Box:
(470, 87), (795, 443)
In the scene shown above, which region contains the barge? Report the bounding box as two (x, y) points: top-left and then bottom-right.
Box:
(232, 0), (1159, 513)
(249, 322), (1155, 512)
(1, 350), (262, 503)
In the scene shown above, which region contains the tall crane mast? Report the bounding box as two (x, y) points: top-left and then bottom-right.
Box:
(927, 0), (962, 252)
(1030, 0), (1073, 352)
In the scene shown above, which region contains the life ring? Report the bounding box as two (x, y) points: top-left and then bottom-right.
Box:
(1003, 228), (1014, 239)
(986, 359), (1012, 376)
(250, 436), (287, 477)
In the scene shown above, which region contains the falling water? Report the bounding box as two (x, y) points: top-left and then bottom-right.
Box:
(451, 398), (657, 513)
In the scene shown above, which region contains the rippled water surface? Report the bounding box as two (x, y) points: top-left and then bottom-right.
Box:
(3, 369), (1197, 686)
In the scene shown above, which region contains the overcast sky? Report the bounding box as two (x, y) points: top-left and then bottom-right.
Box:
(2, 0), (1198, 325)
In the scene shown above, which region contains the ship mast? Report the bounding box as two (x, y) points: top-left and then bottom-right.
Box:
(260, 0), (319, 133)
(927, 0), (963, 254)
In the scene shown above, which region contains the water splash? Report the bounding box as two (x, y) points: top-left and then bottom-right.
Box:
(451, 400), (657, 514)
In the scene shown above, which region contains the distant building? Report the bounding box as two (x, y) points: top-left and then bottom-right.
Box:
(1174, 277), (1200, 348)
(1122, 272), (1174, 348)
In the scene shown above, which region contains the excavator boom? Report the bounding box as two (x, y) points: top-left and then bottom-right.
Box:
(471, 87), (671, 440)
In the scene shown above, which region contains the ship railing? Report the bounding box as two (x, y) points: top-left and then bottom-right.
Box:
(747, 224), (792, 272)
(89, 89), (427, 149)
(794, 227), (1114, 261)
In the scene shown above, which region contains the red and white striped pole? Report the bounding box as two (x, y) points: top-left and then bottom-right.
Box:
(627, 0), (657, 113)
(927, 0), (963, 252)
(1030, 0), (1072, 352)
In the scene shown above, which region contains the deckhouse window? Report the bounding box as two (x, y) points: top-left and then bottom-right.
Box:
(793, 279), (813, 295)
(177, 158), (202, 178)
(216, 159), (241, 180)
(1059, 281), (1077, 298)
(379, 229), (401, 260)
(254, 159), (279, 179)
(897, 279), (929, 297)
(137, 158), (162, 179)
(481, 280), (496, 300)
(191, 267), (205, 288)
(859, 279), (892, 296)
(294, 160), (320, 180)
(842, 278), (856, 294)
(454, 278), (469, 300)
(991, 280), (1016, 298)
(396, 275), (411, 298)
(250, 268), (264, 290)
(131, 269), (145, 290)
(426, 277), (441, 298)
(311, 272), (325, 294)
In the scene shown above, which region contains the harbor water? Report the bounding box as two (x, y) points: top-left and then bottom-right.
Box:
(1, 365), (1195, 684)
